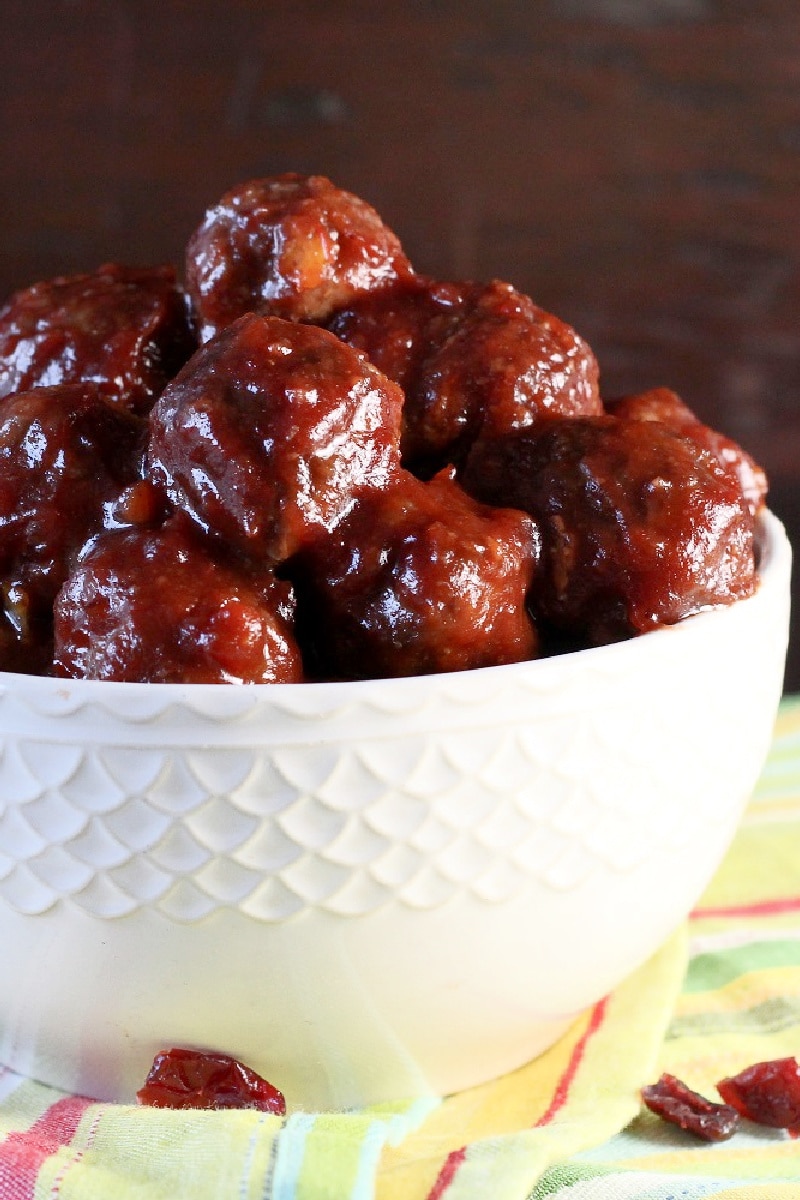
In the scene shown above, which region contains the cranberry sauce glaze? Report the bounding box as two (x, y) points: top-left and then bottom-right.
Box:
(0, 173), (765, 683)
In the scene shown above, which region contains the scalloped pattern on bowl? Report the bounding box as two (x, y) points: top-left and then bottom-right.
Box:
(0, 511), (791, 1108)
(0, 672), (753, 921)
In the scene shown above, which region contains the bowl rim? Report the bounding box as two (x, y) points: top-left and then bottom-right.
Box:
(0, 507), (789, 702)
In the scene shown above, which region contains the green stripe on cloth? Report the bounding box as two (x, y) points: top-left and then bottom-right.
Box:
(532, 1167), (797, 1198)
(532, 1168), (754, 1197)
(666, 994), (800, 1040)
(684, 940), (800, 992)
(529, 1160), (617, 1193)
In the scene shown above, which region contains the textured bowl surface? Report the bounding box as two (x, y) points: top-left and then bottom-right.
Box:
(0, 511), (791, 1109)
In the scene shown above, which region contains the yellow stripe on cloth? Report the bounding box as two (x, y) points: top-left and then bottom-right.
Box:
(538, 700), (800, 1193)
(376, 928), (686, 1200)
(0, 1076), (64, 1137)
(33, 1103), (105, 1200)
(7, 707), (800, 1198)
(0, 926), (684, 1200)
(695, 822), (800, 919)
(601, 1133), (800, 1182)
(33, 1107), (285, 1200)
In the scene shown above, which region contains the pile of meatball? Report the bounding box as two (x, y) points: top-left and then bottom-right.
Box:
(0, 174), (766, 683)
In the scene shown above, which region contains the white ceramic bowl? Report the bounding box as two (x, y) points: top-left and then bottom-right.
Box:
(0, 511), (791, 1110)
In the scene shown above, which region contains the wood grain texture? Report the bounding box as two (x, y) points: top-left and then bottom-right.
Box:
(2, 0), (799, 684)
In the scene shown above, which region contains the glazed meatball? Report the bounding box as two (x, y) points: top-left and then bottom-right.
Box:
(0, 264), (195, 414)
(329, 278), (601, 472)
(148, 313), (404, 566)
(605, 387), (768, 517)
(54, 514), (303, 683)
(0, 383), (146, 672)
(293, 470), (540, 680)
(326, 278), (469, 400)
(186, 174), (414, 340)
(462, 416), (756, 645)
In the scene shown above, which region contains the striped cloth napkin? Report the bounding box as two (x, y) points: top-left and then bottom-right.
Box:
(1, 699), (799, 1199)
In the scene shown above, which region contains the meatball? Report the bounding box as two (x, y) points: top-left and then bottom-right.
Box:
(0, 383), (146, 672)
(148, 313), (404, 566)
(605, 386), (768, 517)
(462, 416), (756, 645)
(293, 469), (540, 680)
(327, 277), (471, 471)
(185, 174), (414, 340)
(326, 277), (470, 400)
(54, 515), (303, 683)
(0, 263), (195, 414)
(329, 278), (601, 472)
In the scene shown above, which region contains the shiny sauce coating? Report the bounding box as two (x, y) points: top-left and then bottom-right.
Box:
(148, 313), (404, 566)
(462, 416), (756, 644)
(54, 512), (302, 683)
(0, 263), (195, 414)
(294, 469), (540, 680)
(0, 172), (766, 682)
(0, 383), (145, 671)
(186, 174), (414, 339)
(329, 277), (601, 473)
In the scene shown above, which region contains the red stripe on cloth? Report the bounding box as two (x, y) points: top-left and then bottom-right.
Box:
(48, 1108), (104, 1198)
(0, 1094), (92, 1200)
(424, 997), (610, 1198)
(534, 996), (610, 1127)
(426, 1145), (468, 1200)
(692, 896), (800, 920)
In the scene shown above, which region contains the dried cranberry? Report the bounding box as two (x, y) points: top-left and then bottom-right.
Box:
(641, 1073), (740, 1141)
(717, 1057), (800, 1137)
(136, 1047), (286, 1113)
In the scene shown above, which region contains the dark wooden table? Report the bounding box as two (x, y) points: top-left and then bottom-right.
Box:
(2, 0), (798, 685)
